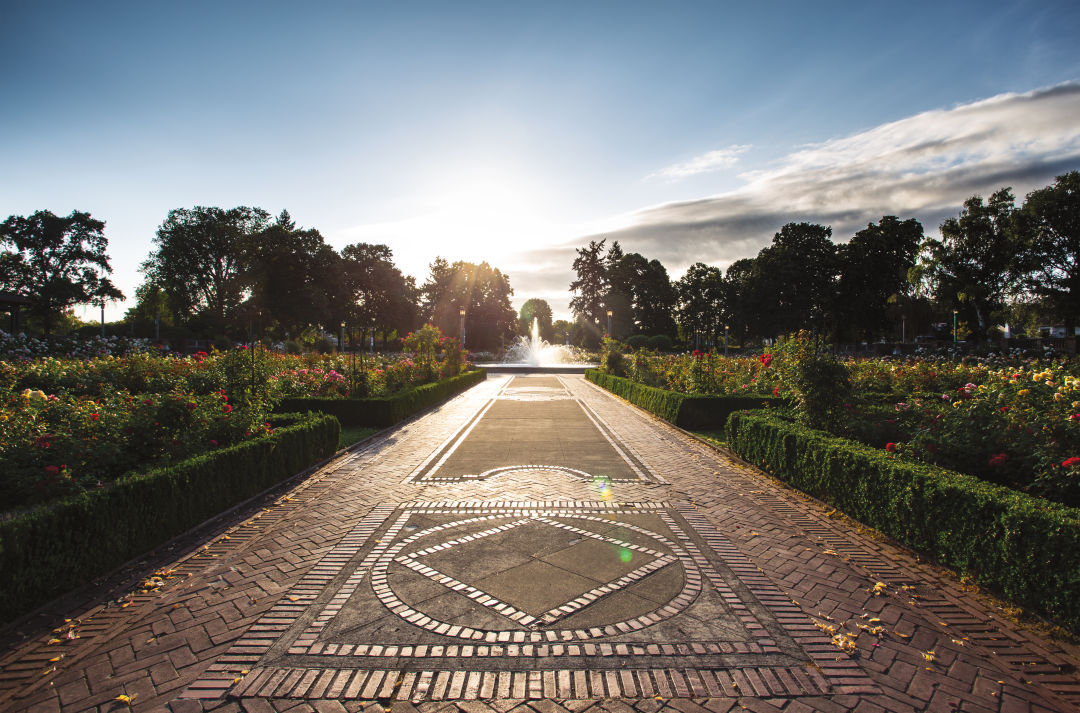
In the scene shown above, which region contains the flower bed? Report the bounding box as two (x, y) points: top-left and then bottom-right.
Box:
(0, 411), (339, 624)
(600, 345), (1080, 507)
(725, 409), (1080, 632)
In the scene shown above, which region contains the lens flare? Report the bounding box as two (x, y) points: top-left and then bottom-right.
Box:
(619, 548), (633, 563)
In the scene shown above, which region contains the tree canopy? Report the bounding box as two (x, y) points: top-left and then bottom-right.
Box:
(0, 210), (123, 334)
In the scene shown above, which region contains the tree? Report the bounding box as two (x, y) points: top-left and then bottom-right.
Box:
(1013, 171), (1080, 335)
(142, 206), (271, 335)
(340, 242), (420, 346)
(422, 259), (517, 351)
(835, 216), (923, 340)
(753, 223), (838, 336)
(569, 239), (609, 342)
(916, 189), (1017, 335)
(518, 298), (554, 341)
(247, 210), (340, 336)
(0, 210), (123, 335)
(675, 263), (725, 348)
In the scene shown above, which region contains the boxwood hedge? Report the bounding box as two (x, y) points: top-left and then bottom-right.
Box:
(0, 411), (339, 625)
(585, 369), (782, 429)
(725, 409), (1080, 631)
(276, 369), (486, 426)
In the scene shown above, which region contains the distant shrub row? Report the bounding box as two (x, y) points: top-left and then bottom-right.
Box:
(725, 410), (1080, 631)
(276, 368), (486, 426)
(0, 412), (340, 624)
(585, 369), (781, 429)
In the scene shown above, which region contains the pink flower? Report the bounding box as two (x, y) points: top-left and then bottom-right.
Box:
(209, 439), (218, 447)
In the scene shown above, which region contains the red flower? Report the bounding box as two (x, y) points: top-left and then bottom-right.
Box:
(759, 353), (773, 368)
(1062, 457), (1080, 468)
(143, 398), (154, 405)
(187, 402), (197, 410)
(885, 442), (897, 452)
(209, 439), (218, 447)
(44, 465), (59, 474)
(1000, 407), (1010, 413)
(1070, 413), (1080, 422)
(90, 413), (100, 421)
(773, 387), (780, 397)
(988, 453), (1009, 467)
(222, 404), (232, 413)
(692, 349), (703, 357)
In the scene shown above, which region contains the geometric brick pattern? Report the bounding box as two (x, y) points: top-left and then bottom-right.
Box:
(0, 373), (1078, 713)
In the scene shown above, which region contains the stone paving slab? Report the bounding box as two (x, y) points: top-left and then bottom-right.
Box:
(0, 373), (1077, 713)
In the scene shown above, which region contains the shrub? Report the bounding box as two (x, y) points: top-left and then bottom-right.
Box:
(774, 331), (852, 431)
(0, 411), (339, 624)
(625, 335), (649, 349)
(647, 334), (673, 352)
(586, 370), (782, 429)
(725, 409), (1080, 631)
(276, 369), (486, 427)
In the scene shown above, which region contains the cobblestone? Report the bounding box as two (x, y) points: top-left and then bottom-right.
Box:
(0, 374), (1077, 712)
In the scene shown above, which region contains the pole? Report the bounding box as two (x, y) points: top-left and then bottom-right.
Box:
(100, 300), (105, 338)
(459, 309), (466, 349)
(953, 310), (958, 343)
(606, 310), (613, 338)
(902, 315), (906, 344)
(724, 325), (729, 357)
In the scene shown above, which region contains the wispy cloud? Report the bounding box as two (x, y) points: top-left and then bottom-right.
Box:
(599, 82), (1080, 273)
(648, 144), (751, 180)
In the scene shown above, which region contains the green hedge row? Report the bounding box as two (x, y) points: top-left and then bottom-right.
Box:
(725, 410), (1080, 631)
(276, 369), (487, 427)
(0, 412), (340, 625)
(585, 369), (783, 429)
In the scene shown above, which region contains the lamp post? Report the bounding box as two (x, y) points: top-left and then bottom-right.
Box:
(953, 310), (958, 343)
(606, 310), (613, 338)
(724, 325), (729, 356)
(339, 321), (345, 352)
(459, 308), (467, 349)
(901, 315), (906, 344)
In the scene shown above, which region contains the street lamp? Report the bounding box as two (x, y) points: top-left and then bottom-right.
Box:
(901, 315), (906, 344)
(724, 325), (729, 356)
(339, 321), (345, 352)
(953, 310), (958, 343)
(606, 310), (613, 338)
(459, 308), (467, 348)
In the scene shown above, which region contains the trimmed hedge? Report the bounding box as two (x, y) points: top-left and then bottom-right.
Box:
(725, 410), (1080, 631)
(276, 369), (487, 427)
(585, 369), (783, 429)
(0, 412), (339, 625)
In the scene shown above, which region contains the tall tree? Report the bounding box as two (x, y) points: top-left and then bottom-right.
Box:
(248, 210), (339, 336)
(835, 216), (923, 340)
(675, 263), (725, 347)
(340, 242), (420, 345)
(1013, 171), (1080, 335)
(569, 239), (609, 341)
(0, 210), (123, 335)
(422, 259), (516, 351)
(754, 223), (838, 336)
(723, 258), (764, 342)
(142, 206), (270, 335)
(518, 298), (554, 341)
(916, 189), (1017, 335)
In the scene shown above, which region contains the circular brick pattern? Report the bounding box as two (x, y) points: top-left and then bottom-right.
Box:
(370, 512), (702, 642)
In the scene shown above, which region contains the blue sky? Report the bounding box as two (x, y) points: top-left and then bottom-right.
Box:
(3, 1), (1080, 321)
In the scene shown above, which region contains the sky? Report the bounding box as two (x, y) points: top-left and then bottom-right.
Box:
(3, 0), (1080, 323)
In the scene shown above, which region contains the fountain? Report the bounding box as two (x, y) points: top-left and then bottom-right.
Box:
(478, 317), (596, 373)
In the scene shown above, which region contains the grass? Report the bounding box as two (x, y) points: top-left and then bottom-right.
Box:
(690, 430), (727, 449)
(339, 425), (378, 450)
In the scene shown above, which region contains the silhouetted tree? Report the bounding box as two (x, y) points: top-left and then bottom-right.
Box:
(754, 222), (838, 336)
(142, 206), (271, 335)
(422, 258), (516, 351)
(915, 189), (1017, 336)
(518, 298), (554, 341)
(675, 263), (725, 348)
(0, 210), (123, 335)
(835, 216), (923, 341)
(1013, 171), (1080, 335)
(569, 239), (610, 343)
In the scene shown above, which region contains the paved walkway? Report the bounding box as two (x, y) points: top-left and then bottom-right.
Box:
(1, 374), (1079, 713)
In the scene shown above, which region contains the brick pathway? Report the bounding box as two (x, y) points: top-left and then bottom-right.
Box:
(1, 374), (1078, 713)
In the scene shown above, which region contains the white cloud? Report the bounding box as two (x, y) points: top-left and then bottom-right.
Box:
(599, 81), (1080, 277)
(648, 145), (751, 180)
